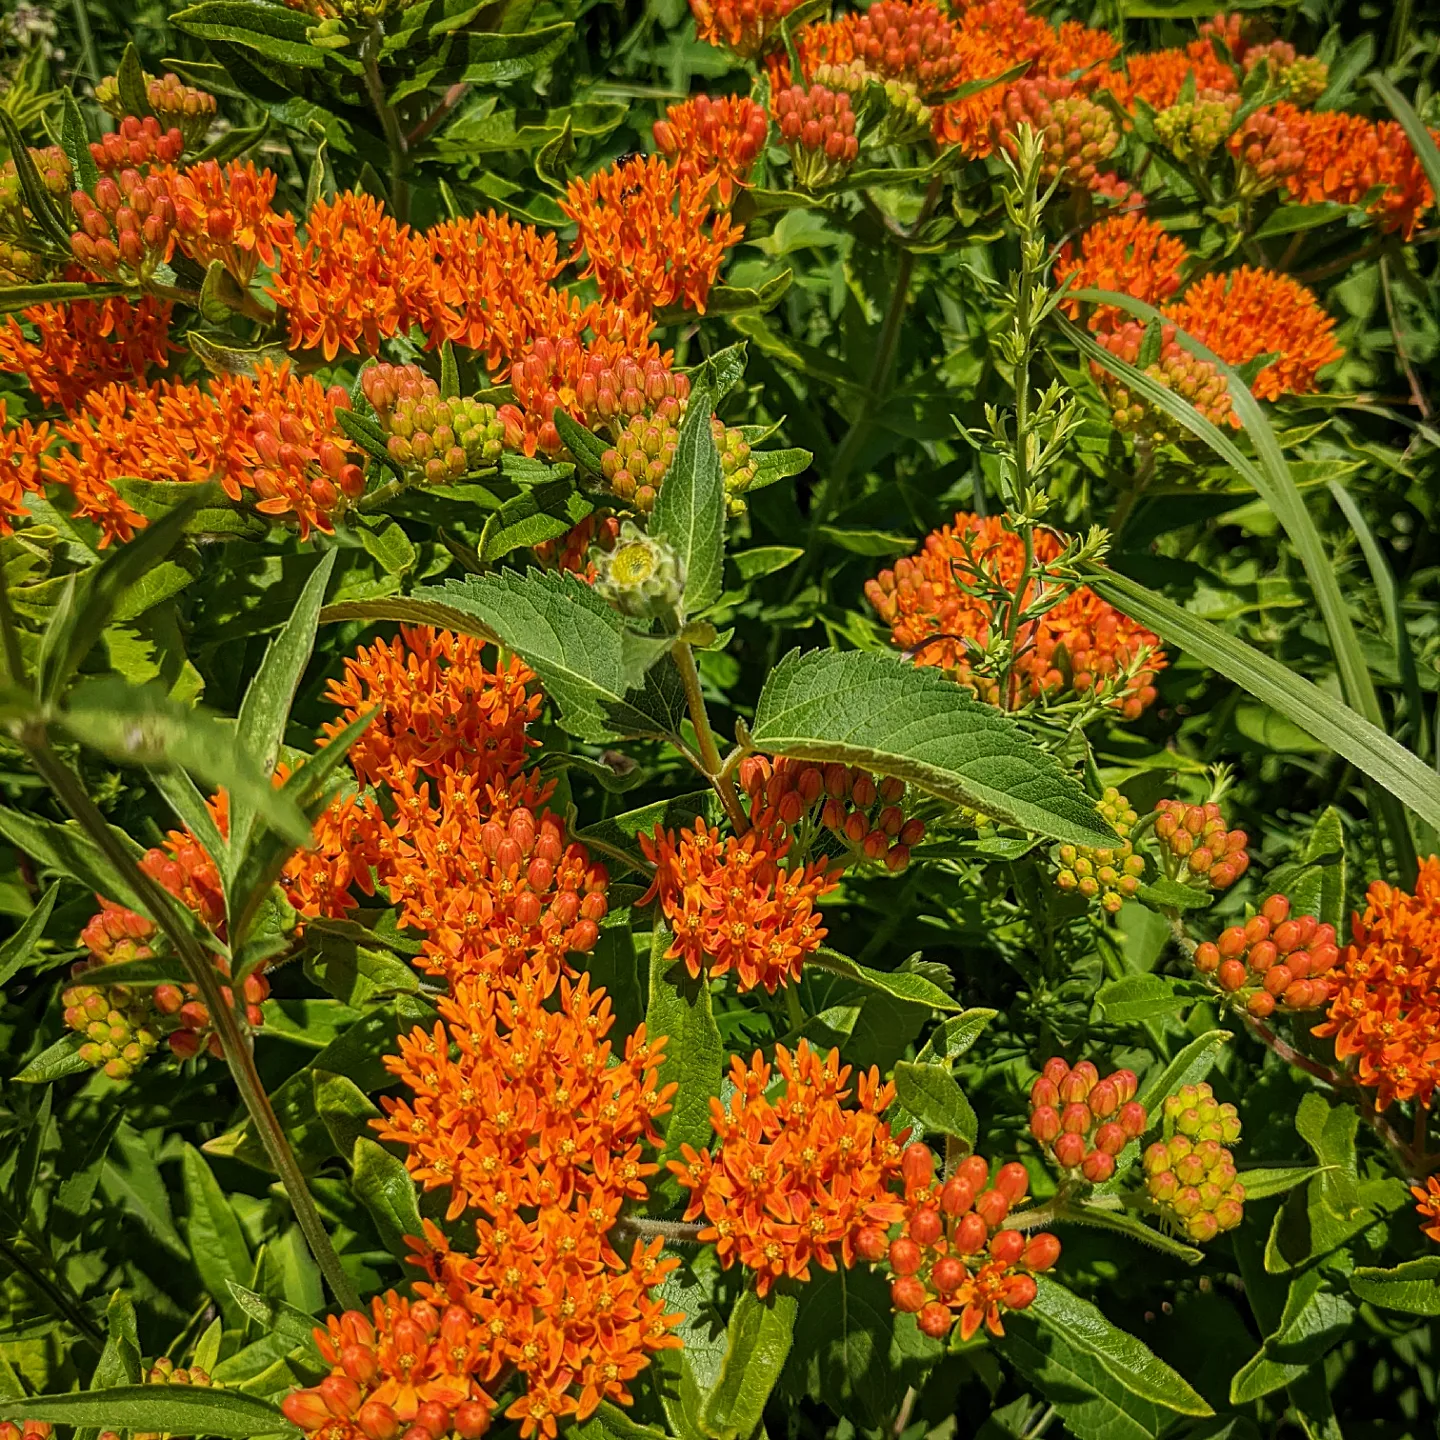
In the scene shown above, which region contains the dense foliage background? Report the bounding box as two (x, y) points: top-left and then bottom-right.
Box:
(1, 1), (1439, 1439)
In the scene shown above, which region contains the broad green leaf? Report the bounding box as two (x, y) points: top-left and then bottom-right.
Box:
(552, 410), (611, 475)
(1136, 1030), (1230, 1116)
(653, 1256), (729, 1440)
(226, 1282), (321, 1348)
(653, 385), (725, 616)
(0, 882), (58, 988)
(1135, 875), (1213, 911)
(809, 949), (961, 1012)
(479, 480), (593, 562)
(1252, 202), (1351, 238)
(915, 1009), (996, 1064)
(315, 1071), (383, 1159)
(1229, 1267), (1355, 1403)
(231, 549), (336, 871)
(0, 1387), (294, 1436)
(183, 1144), (252, 1329)
(892, 1061), (977, 1146)
(193, 1316), (224, 1376)
(817, 526), (916, 556)
(0, 805), (148, 916)
(60, 678), (310, 850)
(91, 1290), (143, 1388)
(571, 1403), (674, 1440)
(59, 89), (99, 196)
(700, 1288), (799, 1440)
(357, 518), (418, 576)
(1095, 974), (1195, 1025)
(1350, 1257), (1440, 1316)
(1082, 564), (1440, 840)
(730, 546), (803, 581)
(646, 924), (723, 1200)
(747, 447), (812, 494)
(575, 788), (714, 873)
(750, 649), (1115, 847)
(103, 1121), (188, 1258)
(688, 341), (749, 401)
(351, 1138), (423, 1261)
(1264, 806), (1346, 934)
(13, 1034), (88, 1084)
(411, 569), (684, 743)
(171, 1), (326, 68)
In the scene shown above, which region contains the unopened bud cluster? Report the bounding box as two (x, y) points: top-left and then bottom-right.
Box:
(1, 146), (72, 212)
(852, 1), (965, 94)
(362, 363), (504, 484)
(1152, 96), (1239, 164)
(64, 907), (162, 1080)
(855, 1143), (1059, 1341)
(1229, 108), (1305, 197)
(91, 115), (185, 173)
(599, 403), (753, 515)
(1094, 322), (1235, 440)
(593, 521), (686, 620)
(1056, 787), (1145, 914)
(69, 169), (178, 280)
(995, 82), (1124, 194)
(248, 388), (366, 513)
(738, 754), (926, 872)
(1029, 1057), (1146, 1183)
(156, 949), (270, 1062)
(1193, 893), (1339, 1017)
(97, 69), (216, 146)
(773, 85), (859, 189)
(811, 60), (931, 145)
(1242, 42), (1329, 105)
(1143, 1083), (1244, 1242)
(109, 1359), (219, 1440)
(1154, 798), (1249, 889)
(0, 1423), (51, 1440)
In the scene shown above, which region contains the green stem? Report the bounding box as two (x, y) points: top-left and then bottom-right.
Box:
(671, 640), (747, 832)
(0, 1236), (103, 1349)
(785, 983), (806, 1035)
(69, 0), (106, 104)
(22, 740), (362, 1313)
(361, 24), (409, 223)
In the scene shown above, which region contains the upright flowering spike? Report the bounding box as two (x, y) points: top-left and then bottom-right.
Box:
(865, 513), (1166, 718)
(1164, 266), (1342, 401)
(1313, 856), (1440, 1109)
(653, 94), (770, 205)
(640, 817), (838, 992)
(561, 155), (744, 316)
(1194, 892), (1341, 1018)
(670, 1040), (905, 1293)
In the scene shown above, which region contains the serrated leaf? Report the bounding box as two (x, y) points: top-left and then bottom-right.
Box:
(653, 385), (725, 616)
(0, 1387), (293, 1436)
(809, 949), (961, 1012)
(701, 1288), (799, 1440)
(892, 1061), (976, 1145)
(1350, 1257), (1440, 1316)
(750, 649), (1115, 847)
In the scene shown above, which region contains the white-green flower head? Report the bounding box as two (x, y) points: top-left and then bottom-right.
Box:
(592, 521), (685, 618)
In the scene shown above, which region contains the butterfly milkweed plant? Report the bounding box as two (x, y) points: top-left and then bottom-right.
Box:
(1, 0), (1440, 1436)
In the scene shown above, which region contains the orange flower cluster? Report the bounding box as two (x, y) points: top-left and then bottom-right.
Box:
(1414, 1176), (1440, 1243)
(671, 1041), (906, 1295)
(1057, 212), (1190, 329)
(167, 159), (295, 286)
(860, 1143), (1060, 1341)
(1314, 855), (1440, 1110)
(41, 361), (363, 543)
(1267, 103), (1437, 239)
(1166, 266), (1341, 400)
(1099, 37), (1238, 113)
(641, 816), (838, 992)
(653, 94), (770, 205)
(866, 513), (1166, 719)
(376, 967), (673, 1219)
(562, 154), (745, 315)
(0, 399), (51, 534)
(280, 1291), (494, 1440)
(0, 295), (174, 414)
(689, 0), (803, 58)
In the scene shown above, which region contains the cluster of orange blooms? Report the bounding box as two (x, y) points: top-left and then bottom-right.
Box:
(1415, 1177), (1440, 1244)
(1313, 855), (1440, 1111)
(866, 512), (1167, 718)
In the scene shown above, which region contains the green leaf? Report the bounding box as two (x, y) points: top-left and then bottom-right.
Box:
(646, 924), (723, 1197)
(747, 447), (811, 494)
(351, 1138), (423, 1261)
(750, 649), (1115, 847)
(411, 570), (685, 743)
(551, 410), (611, 475)
(183, 1144), (252, 1329)
(1252, 202), (1351, 238)
(1136, 1030), (1230, 1116)
(1230, 1267), (1355, 1403)
(1236, 1166), (1328, 1201)
(60, 678), (310, 850)
(817, 526), (917, 556)
(1095, 974), (1194, 1025)
(1135, 875), (1213, 911)
(730, 546), (803, 581)
(315, 1071), (383, 1159)
(59, 90), (99, 196)
(0, 110), (73, 251)
(0, 882), (58, 988)
(115, 42), (153, 117)
(1051, 1199), (1205, 1265)
(357, 517), (417, 576)
(1084, 565), (1440, 838)
(91, 1290), (143, 1389)
(571, 1403), (674, 1440)
(13, 1034), (88, 1084)
(892, 1061), (977, 1146)
(479, 479), (593, 563)
(0, 805), (148, 916)
(0, 281), (128, 313)
(0, 1388), (294, 1436)
(652, 385), (725, 616)
(700, 1288), (799, 1440)
(808, 949), (961, 1012)
(171, 2), (326, 68)
(226, 1282), (320, 1348)
(1351, 1257), (1440, 1316)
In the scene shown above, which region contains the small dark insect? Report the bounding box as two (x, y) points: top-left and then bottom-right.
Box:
(614, 149), (648, 197)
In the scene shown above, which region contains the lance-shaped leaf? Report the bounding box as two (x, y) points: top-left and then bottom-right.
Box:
(700, 1288), (799, 1440)
(1350, 1257), (1440, 1317)
(652, 384), (726, 615)
(0, 1388), (293, 1437)
(0, 882), (58, 988)
(892, 1061), (977, 1146)
(750, 649), (1115, 847)
(226, 1282), (321, 1348)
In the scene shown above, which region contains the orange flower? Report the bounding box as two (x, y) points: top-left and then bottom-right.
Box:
(168, 158), (295, 285)
(561, 155), (744, 315)
(640, 816), (838, 992)
(1270, 103), (1436, 239)
(280, 1291), (493, 1439)
(0, 399), (51, 535)
(689, 0), (803, 57)
(323, 625), (543, 788)
(0, 295), (174, 414)
(376, 966), (673, 1220)
(1100, 40), (1238, 113)
(1314, 856), (1440, 1110)
(1413, 1176), (1440, 1243)
(866, 513), (1165, 719)
(268, 190), (451, 360)
(670, 1041), (905, 1295)
(1165, 266), (1341, 400)
(1056, 212), (1190, 329)
(653, 94), (770, 205)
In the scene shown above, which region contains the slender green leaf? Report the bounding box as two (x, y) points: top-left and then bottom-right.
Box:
(13, 1034), (88, 1084)
(59, 90), (99, 196)
(653, 386), (725, 615)
(1368, 74), (1440, 203)
(1351, 1257), (1440, 1316)
(809, 949), (961, 1011)
(700, 1288), (799, 1440)
(226, 1282), (321, 1347)
(0, 1387), (294, 1436)
(1136, 1030), (1231, 1116)
(183, 1145), (252, 1329)
(1237, 1167), (1329, 1201)
(171, 2), (326, 68)
(351, 1138), (423, 1261)
(0, 882), (58, 988)
(750, 649), (1115, 847)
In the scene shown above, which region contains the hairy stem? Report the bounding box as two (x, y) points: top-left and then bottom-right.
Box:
(23, 740), (362, 1312)
(613, 1216), (706, 1244)
(361, 24), (409, 223)
(672, 640), (747, 832)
